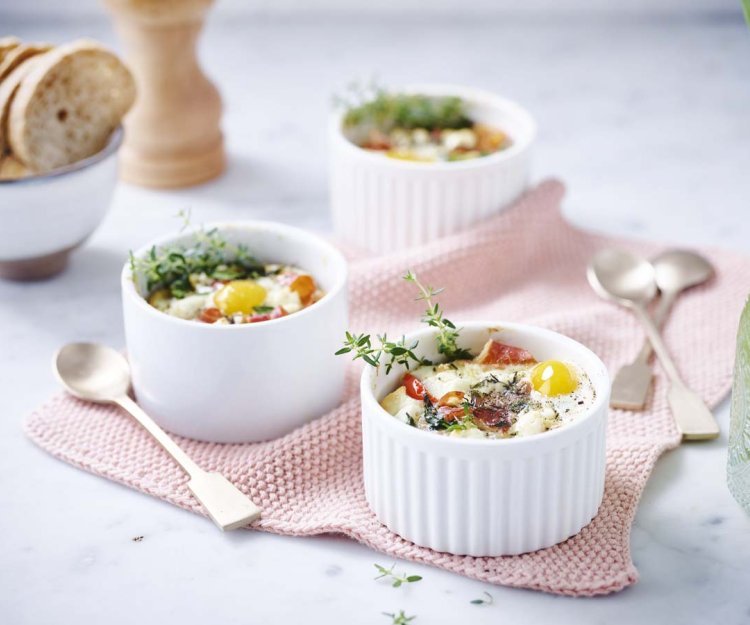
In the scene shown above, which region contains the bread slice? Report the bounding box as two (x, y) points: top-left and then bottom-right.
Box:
(0, 37), (21, 67)
(0, 56), (43, 154)
(8, 39), (135, 172)
(0, 154), (31, 179)
(0, 42), (51, 82)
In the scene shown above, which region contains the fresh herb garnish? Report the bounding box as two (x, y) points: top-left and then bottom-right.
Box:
(470, 591), (494, 606)
(253, 305), (275, 314)
(374, 563), (423, 588)
(336, 270), (470, 371)
(403, 271), (472, 361)
(129, 226), (265, 299)
(471, 373), (500, 390)
(382, 611), (416, 624)
(335, 332), (430, 374)
(502, 371), (522, 391)
(422, 395), (447, 431)
(339, 85), (471, 133)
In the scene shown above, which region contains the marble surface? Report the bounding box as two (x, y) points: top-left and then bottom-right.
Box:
(1, 11), (750, 625)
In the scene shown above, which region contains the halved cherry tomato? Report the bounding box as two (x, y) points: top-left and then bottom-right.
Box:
(289, 275), (316, 305)
(403, 373), (427, 400)
(475, 340), (536, 365)
(199, 307), (223, 324)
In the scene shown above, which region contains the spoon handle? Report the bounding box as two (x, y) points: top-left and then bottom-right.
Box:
(632, 306), (720, 440)
(634, 288), (677, 365)
(116, 395), (202, 476)
(115, 395), (262, 529)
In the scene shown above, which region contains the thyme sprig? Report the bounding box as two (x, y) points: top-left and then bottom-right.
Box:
(335, 333), (429, 374)
(129, 224), (264, 299)
(403, 271), (472, 360)
(382, 611), (416, 624)
(337, 82), (470, 132)
(374, 563), (423, 588)
(470, 591), (494, 606)
(336, 270), (471, 371)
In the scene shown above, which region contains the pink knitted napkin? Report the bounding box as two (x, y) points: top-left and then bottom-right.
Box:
(24, 180), (748, 596)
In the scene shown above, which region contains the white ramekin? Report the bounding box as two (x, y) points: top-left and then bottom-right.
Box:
(122, 221), (349, 443)
(361, 322), (609, 557)
(0, 127), (122, 280)
(330, 85), (536, 254)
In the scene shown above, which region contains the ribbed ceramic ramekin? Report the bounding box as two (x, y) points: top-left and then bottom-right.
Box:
(330, 85), (535, 254)
(361, 322), (609, 557)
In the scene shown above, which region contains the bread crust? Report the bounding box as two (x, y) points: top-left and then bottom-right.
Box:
(0, 56), (43, 155)
(0, 42), (51, 82)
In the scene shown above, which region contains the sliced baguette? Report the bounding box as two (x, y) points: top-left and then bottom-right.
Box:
(8, 39), (135, 172)
(0, 56), (43, 154)
(0, 37), (21, 67)
(0, 42), (51, 82)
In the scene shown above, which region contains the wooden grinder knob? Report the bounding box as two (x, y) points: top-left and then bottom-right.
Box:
(103, 0), (225, 188)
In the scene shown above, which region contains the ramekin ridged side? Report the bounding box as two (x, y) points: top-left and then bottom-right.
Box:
(330, 85), (536, 254)
(360, 323), (610, 557)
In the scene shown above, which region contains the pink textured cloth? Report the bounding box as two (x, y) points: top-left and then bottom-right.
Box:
(24, 180), (748, 596)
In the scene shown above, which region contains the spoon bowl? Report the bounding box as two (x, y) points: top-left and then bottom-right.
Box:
(54, 343), (131, 403)
(53, 341), (263, 529)
(587, 248), (658, 306)
(587, 248), (720, 439)
(652, 249), (714, 294)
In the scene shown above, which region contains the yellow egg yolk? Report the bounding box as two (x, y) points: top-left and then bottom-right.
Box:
(531, 360), (578, 396)
(214, 280), (267, 316)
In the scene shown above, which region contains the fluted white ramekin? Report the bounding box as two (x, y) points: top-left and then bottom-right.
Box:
(122, 221), (348, 443)
(330, 85), (535, 254)
(361, 322), (609, 556)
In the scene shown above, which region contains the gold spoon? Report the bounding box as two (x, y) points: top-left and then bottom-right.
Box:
(54, 342), (262, 529)
(587, 249), (719, 441)
(610, 250), (714, 410)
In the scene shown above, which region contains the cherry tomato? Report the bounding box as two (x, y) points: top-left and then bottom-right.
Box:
(198, 307), (223, 324)
(289, 274), (316, 305)
(531, 360), (577, 396)
(403, 373), (427, 400)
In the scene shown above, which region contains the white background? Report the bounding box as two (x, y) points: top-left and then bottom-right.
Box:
(1, 3), (750, 625)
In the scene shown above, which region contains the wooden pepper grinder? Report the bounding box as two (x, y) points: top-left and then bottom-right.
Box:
(103, 0), (225, 188)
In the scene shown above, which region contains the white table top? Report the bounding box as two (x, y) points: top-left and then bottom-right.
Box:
(1, 11), (750, 625)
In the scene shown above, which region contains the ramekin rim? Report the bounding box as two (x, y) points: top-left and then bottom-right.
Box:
(121, 220), (349, 331)
(330, 83), (537, 171)
(360, 320), (610, 447)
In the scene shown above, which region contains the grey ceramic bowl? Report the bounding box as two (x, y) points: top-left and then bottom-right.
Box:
(0, 127), (123, 280)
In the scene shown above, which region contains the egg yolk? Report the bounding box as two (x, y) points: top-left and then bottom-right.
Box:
(214, 280), (267, 316)
(531, 360), (578, 396)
